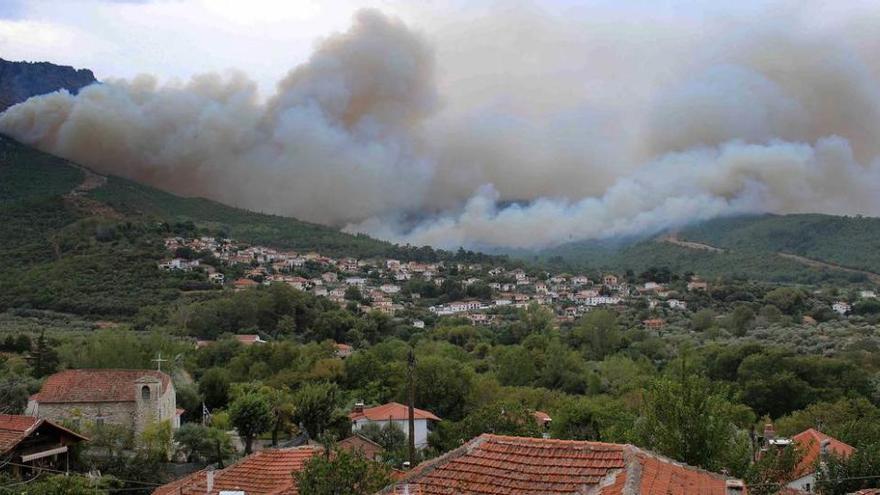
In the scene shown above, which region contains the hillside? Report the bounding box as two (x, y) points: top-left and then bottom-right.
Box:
(0, 135), (501, 319)
(535, 215), (880, 285)
(0, 58), (97, 112)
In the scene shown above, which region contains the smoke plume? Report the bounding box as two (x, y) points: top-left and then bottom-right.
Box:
(3, 5), (880, 249)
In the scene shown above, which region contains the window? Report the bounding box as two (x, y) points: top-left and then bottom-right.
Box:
(141, 385), (151, 400)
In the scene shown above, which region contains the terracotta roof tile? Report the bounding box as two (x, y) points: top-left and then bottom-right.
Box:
(791, 428), (855, 478)
(382, 434), (744, 495)
(0, 414), (88, 454)
(31, 369), (172, 403)
(153, 446), (322, 495)
(350, 402), (441, 422)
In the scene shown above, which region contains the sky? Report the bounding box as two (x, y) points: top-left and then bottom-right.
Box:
(3, 1), (880, 250)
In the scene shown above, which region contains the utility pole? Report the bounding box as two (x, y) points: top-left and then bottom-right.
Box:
(407, 347), (416, 468)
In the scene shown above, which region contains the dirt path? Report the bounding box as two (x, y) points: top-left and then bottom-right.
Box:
(63, 164), (121, 218)
(662, 232), (880, 283)
(777, 253), (880, 284)
(660, 233), (727, 253)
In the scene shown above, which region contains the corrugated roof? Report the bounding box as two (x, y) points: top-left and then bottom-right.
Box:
(31, 369), (172, 403)
(382, 434), (744, 495)
(153, 446), (322, 495)
(350, 402), (441, 422)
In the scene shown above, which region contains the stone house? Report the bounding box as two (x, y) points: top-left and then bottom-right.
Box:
(26, 369), (180, 437)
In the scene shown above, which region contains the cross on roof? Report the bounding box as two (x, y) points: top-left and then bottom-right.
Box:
(152, 353), (168, 372)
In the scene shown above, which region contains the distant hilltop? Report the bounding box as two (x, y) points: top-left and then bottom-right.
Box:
(0, 58), (97, 112)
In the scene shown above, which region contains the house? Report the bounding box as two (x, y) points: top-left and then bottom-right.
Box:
(337, 434), (384, 461)
(603, 274), (620, 288)
(533, 411), (552, 438)
(152, 446), (322, 495)
(335, 342), (353, 359)
(688, 279), (709, 291)
(786, 428), (855, 493)
(382, 434), (746, 495)
(349, 402), (440, 449)
(233, 278), (259, 291)
(668, 299), (688, 310)
(236, 334), (267, 346)
(412, 320), (425, 329)
(0, 414), (88, 478)
(380, 284), (401, 294)
(832, 301), (851, 315)
(208, 272), (225, 285)
(859, 290), (876, 299)
(643, 319), (665, 331)
(27, 369), (180, 437)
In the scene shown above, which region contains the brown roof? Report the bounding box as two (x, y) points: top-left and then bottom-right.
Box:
(153, 446), (322, 495)
(0, 414), (88, 454)
(31, 369), (172, 404)
(382, 434), (744, 495)
(791, 428), (855, 478)
(338, 434), (384, 460)
(350, 402), (441, 422)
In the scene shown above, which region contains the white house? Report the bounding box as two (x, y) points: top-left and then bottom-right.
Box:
(832, 301), (851, 315)
(668, 299), (688, 310)
(349, 402), (440, 449)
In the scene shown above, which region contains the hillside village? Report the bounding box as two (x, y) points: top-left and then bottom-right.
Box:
(160, 235), (870, 332)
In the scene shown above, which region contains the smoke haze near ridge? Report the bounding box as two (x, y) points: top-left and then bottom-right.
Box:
(3, 5), (880, 249)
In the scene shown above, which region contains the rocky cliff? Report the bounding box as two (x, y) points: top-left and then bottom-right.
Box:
(0, 58), (97, 112)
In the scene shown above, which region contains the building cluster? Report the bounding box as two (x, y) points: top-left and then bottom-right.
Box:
(159, 237), (719, 328)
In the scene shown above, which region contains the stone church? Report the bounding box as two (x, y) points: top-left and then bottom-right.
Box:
(26, 369), (181, 436)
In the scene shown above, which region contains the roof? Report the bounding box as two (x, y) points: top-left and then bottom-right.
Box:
(0, 414), (88, 454)
(350, 402), (441, 422)
(791, 428), (855, 478)
(31, 369), (172, 404)
(533, 410), (552, 423)
(152, 446), (322, 495)
(382, 434), (745, 495)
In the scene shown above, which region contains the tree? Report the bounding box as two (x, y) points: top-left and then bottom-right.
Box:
(409, 355), (474, 421)
(294, 449), (391, 495)
(568, 310), (621, 360)
(31, 331), (59, 378)
(744, 444), (803, 495)
(432, 401), (541, 452)
(229, 392), (273, 454)
(174, 423), (234, 465)
(345, 286), (363, 302)
(763, 288), (805, 315)
(691, 309), (716, 332)
(634, 367), (752, 473)
(816, 443), (880, 495)
(199, 367), (231, 410)
(725, 305), (755, 337)
(292, 382), (340, 439)
(550, 397), (633, 442)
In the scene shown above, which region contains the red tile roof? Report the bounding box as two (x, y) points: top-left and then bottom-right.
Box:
(791, 428), (855, 478)
(153, 446), (322, 495)
(533, 410), (552, 424)
(350, 402), (441, 422)
(381, 434), (744, 495)
(0, 414), (88, 454)
(31, 369), (172, 403)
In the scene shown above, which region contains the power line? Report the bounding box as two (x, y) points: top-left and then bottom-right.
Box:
(1, 461), (163, 488)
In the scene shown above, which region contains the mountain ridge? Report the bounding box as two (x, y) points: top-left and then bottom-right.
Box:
(0, 58), (97, 112)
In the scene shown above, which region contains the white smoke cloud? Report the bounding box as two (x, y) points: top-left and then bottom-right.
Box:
(3, 4), (880, 249)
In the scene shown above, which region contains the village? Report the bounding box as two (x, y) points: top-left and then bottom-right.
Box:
(158, 235), (866, 333)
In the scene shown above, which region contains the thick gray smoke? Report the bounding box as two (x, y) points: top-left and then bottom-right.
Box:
(3, 6), (880, 249)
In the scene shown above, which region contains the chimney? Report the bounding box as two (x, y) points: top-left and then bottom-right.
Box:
(820, 439), (831, 460)
(725, 480), (745, 494)
(354, 400), (364, 413)
(763, 424), (775, 445)
(206, 469), (214, 494)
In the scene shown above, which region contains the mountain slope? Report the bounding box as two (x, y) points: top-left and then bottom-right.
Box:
(0, 58), (96, 112)
(535, 214), (880, 285)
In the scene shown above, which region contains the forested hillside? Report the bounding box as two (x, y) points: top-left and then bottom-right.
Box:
(536, 214), (880, 285)
(0, 135), (500, 319)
